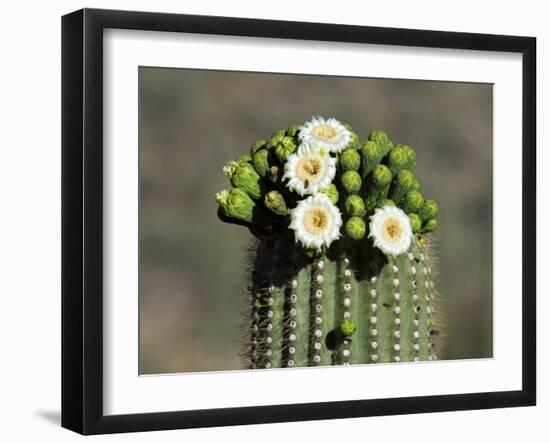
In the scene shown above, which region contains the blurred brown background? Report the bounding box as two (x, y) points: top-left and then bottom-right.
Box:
(139, 67), (493, 374)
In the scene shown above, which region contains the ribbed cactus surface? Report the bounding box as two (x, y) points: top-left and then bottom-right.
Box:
(216, 116), (443, 369)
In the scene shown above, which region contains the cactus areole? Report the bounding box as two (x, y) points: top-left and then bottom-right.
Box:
(216, 116), (442, 369)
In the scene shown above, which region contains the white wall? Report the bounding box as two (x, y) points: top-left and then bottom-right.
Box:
(0, 1), (545, 441)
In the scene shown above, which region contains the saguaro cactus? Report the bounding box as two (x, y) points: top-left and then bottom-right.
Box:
(216, 116), (443, 369)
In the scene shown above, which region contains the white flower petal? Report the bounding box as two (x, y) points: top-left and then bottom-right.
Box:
(298, 116), (352, 153)
(368, 206), (413, 256)
(289, 194), (342, 251)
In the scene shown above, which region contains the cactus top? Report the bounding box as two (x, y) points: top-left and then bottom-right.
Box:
(216, 116), (439, 257)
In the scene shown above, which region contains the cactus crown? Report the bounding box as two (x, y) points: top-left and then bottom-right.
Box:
(216, 116), (442, 369)
(216, 116), (439, 252)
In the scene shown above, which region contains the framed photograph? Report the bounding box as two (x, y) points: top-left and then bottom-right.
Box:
(61, 8), (536, 435)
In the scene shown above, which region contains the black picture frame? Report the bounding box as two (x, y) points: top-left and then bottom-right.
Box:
(61, 8), (537, 435)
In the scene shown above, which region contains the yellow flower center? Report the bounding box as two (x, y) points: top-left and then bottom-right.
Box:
(313, 124), (338, 141)
(303, 207), (329, 235)
(382, 217), (403, 243)
(296, 156), (322, 184)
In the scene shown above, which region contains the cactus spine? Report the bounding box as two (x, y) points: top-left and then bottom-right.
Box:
(218, 116), (442, 369)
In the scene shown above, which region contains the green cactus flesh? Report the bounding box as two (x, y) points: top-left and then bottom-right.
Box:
(218, 117), (443, 369)
(245, 233), (441, 368)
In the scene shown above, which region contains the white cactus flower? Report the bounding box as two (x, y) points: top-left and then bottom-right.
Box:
(298, 116), (352, 153)
(283, 143), (336, 196)
(290, 193), (342, 250)
(369, 205), (413, 256)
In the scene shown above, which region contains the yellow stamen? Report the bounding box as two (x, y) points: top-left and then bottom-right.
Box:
(297, 156), (322, 182)
(313, 124), (337, 141)
(382, 218), (403, 243)
(304, 208), (329, 235)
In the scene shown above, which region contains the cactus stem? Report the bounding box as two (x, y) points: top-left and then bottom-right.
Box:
(419, 242), (438, 361)
(248, 287), (259, 369)
(407, 252), (421, 362)
(244, 222), (440, 368)
(310, 257), (325, 365)
(391, 258), (402, 362)
(257, 237), (287, 370)
(395, 249), (416, 362)
(412, 240), (432, 361)
(317, 254), (337, 366)
(351, 247), (370, 364)
(340, 255), (353, 365)
(264, 242), (278, 369)
(246, 238), (275, 370)
(376, 254), (394, 362)
(288, 247), (311, 368)
(369, 275), (379, 362)
(284, 276), (299, 368)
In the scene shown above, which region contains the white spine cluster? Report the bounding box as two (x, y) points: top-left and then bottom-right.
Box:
(286, 279), (299, 368)
(341, 257), (352, 365)
(420, 245), (437, 361)
(369, 275), (378, 362)
(249, 286), (259, 369)
(392, 260), (401, 362)
(408, 253), (421, 362)
(311, 259), (325, 366)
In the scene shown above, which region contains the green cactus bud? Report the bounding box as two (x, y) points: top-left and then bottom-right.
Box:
(264, 190), (288, 216)
(340, 148), (361, 171)
(223, 159), (263, 200)
(250, 140), (267, 156)
(286, 125), (300, 138)
(238, 154), (252, 163)
(340, 318), (357, 337)
(368, 130), (393, 156)
(419, 199), (439, 221)
(252, 149), (270, 178)
(274, 136), (297, 163)
(378, 198), (396, 207)
(372, 164), (392, 189)
(403, 190), (424, 214)
(341, 124), (360, 149)
(222, 160), (239, 178)
(387, 145), (409, 176)
(363, 165), (392, 212)
(321, 183), (339, 205)
(361, 141), (383, 177)
(216, 188), (257, 224)
(345, 216), (366, 240)
(408, 213), (422, 233)
(423, 218), (438, 232)
(390, 169), (419, 204)
(341, 170), (362, 194)
(347, 131), (360, 149)
(344, 194), (366, 217)
(267, 130), (285, 149)
(399, 144), (416, 170)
